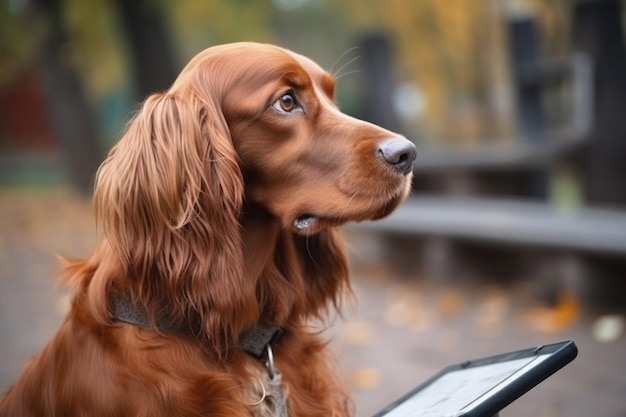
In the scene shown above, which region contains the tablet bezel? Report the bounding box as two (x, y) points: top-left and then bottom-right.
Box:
(371, 340), (578, 417)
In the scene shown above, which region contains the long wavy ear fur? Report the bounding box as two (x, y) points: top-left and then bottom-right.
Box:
(94, 92), (258, 351)
(296, 229), (351, 318)
(253, 227), (351, 325)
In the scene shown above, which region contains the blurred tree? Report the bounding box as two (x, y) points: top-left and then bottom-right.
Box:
(0, 1), (37, 88)
(29, 0), (103, 194)
(1, 0), (182, 192)
(114, 0), (178, 99)
(61, 0), (126, 99)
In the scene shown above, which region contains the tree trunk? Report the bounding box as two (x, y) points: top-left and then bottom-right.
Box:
(31, 0), (103, 194)
(114, 0), (178, 100)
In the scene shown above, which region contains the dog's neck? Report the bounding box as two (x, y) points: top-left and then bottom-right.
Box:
(240, 207), (351, 326)
(240, 210), (299, 324)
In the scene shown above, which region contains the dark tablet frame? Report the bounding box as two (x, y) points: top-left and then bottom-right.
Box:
(372, 340), (578, 417)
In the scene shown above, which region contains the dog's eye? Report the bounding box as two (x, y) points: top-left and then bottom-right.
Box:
(272, 91), (298, 113)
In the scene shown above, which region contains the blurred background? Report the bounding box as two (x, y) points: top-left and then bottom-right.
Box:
(1, 0), (626, 416)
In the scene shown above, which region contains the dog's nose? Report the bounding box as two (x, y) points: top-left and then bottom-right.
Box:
(377, 138), (417, 175)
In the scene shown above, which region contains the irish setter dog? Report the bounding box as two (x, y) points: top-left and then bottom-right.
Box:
(0, 42), (416, 417)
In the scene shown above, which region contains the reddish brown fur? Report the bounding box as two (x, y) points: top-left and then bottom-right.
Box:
(0, 42), (413, 417)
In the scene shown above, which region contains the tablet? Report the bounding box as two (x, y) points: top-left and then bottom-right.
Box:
(371, 340), (578, 417)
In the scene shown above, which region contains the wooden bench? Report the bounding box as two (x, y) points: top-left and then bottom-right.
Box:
(413, 53), (593, 174)
(351, 196), (626, 257)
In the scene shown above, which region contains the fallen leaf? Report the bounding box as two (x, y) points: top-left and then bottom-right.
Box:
(522, 291), (580, 333)
(350, 368), (381, 390)
(342, 321), (375, 346)
(591, 314), (624, 344)
(473, 290), (511, 337)
(436, 288), (465, 319)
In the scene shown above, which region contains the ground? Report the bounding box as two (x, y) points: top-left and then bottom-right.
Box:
(0, 186), (624, 417)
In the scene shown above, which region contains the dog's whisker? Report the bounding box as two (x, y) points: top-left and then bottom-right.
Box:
(333, 56), (362, 81)
(343, 191), (360, 216)
(304, 235), (319, 268)
(334, 69), (363, 82)
(330, 46), (360, 75)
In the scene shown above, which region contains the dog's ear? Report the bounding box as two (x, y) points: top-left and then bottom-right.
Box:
(94, 92), (258, 351)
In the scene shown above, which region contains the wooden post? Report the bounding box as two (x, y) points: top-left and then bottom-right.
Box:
(358, 33), (404, 133)
(32, 0), (102, 194)
(507, 16), (546, 142)
(506, 15), (549, 198)
(115, 0), (178, 100)
(574, 0), (626, 207)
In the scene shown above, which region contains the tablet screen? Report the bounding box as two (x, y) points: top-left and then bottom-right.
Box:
(381, 354), (550, 417)
(373, 341), (577, 417)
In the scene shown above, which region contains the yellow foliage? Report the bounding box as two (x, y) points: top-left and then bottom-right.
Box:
(336, 0), (512, 142)
(166, 1), (273, 62)
(63, 0), (127, 98)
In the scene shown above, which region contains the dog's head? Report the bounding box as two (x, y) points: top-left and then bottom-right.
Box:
(170, 42), (416, 236)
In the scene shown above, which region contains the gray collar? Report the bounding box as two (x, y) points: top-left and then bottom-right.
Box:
(110, 294), (283, 358)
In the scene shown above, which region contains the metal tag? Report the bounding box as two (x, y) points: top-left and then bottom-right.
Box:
(268, 370), (288, 417)
(265, 345), (288, 417)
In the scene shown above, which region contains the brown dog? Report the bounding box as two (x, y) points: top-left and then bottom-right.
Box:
(0, 42), (416, 417)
